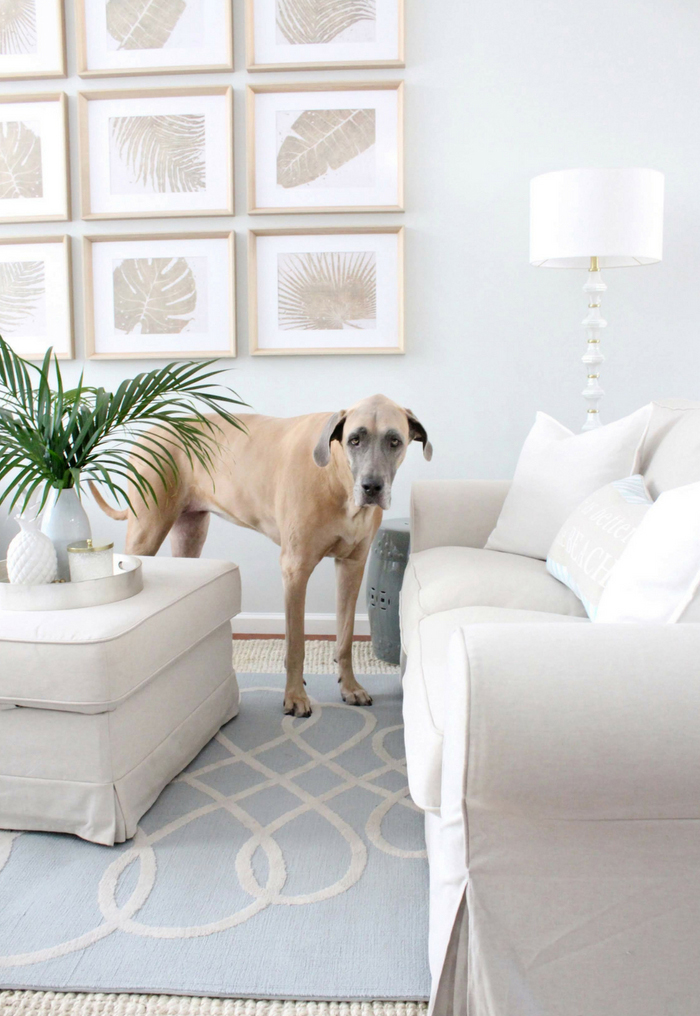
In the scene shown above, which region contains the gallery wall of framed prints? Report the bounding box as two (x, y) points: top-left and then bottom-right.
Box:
(0, 0), (406, 361)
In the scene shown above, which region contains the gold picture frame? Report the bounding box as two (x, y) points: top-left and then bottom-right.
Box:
(247, 80), (404, 215)
(83, 231), (237, 361)
(249, 226), (404, 356)
(245, 0), (404, 72)
(75, 0), (234, 78)
(78, 85), (234, 221)
(0, 234), (73, 360)
(0, 0), (66, 81)
(0, 92), (70, 223)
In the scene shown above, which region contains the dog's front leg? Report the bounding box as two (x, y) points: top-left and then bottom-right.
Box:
(281, 553), (313, 717)
(335, 555), (373, 706)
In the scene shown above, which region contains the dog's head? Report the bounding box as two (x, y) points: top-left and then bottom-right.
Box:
(313, 394), (432, 509)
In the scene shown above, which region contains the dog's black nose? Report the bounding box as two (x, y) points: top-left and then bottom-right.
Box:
(362, 478), (384, 496)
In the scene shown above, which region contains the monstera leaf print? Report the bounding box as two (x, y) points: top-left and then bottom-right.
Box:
(111, 114), (205, 193)
(277, 0), (375, 45)
(0, 260), (44, 332)
(278, 251), (376, 330)
(277, 108), (375, 189)
(106, 0), (187, 50)
(0, 121), (42, 199)
(0, 0), (37, 55)
(113, 258), (197, 334)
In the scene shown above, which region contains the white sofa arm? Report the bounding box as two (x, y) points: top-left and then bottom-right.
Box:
(430, 622), (700, 1016)
(409, 479), (510, 554)
(445, 621), (700, 819)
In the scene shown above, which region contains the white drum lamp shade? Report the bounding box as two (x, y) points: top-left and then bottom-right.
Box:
(530, 167), (664, 268)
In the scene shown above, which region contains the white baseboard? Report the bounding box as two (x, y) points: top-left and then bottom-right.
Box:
(232, 612), (370, 636)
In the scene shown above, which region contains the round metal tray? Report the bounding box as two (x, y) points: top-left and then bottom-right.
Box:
(0, 554), (143, 611)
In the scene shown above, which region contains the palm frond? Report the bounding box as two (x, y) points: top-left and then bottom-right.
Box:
(276, 0), (375, 45)
(0, 337), (248, 514)
(111, 115), (205, 194)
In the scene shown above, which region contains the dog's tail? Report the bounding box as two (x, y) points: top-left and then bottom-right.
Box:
(89, 481), (128, 521)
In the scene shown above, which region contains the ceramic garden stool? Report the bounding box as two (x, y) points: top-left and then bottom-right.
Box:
(0, 557), (241, 846)
(366, 517), (411, 665)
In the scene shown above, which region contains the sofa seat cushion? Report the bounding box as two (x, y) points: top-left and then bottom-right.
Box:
(0, 557), (241, 712)
(401, 546), (587, 651)
(403, 606), (588, 813)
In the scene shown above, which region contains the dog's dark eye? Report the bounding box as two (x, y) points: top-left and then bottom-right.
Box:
(389, 437), (402, 448)
(349, 435), (361, 446)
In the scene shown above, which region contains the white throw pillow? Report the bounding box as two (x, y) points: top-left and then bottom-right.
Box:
(546, 475), (653, 619)
(486, 405), (653, 560)
(596, 481), (700, 623)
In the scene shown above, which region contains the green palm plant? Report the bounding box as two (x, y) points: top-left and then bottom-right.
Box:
(0, 337), (247, 516)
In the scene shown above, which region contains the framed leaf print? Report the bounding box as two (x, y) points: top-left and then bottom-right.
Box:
(78, 86), (234, 220)
(249, 226), (404, 355)
(83, 232), (236, 360)
(0, 235), (73, 360)
(0, 93), (69, 223)
(247, 81), (403, 214)
(76, 0), (233, 78)
(0, 0), (66, 80)
(246, 0), (404, 71)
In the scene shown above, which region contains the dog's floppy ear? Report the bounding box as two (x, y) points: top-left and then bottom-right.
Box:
(405, 408), (433, 461)
(313, 410), (347, 467)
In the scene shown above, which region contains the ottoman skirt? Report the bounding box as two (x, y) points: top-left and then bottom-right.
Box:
(0, 558), (241, 845)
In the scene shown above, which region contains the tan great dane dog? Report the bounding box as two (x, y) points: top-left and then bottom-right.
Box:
(92, 394), (432, 717)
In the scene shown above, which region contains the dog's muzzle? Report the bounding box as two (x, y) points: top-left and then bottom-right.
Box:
(355, 478), (391, 509)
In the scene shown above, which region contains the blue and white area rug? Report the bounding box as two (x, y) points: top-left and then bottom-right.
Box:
(0, 672), (430, 1002)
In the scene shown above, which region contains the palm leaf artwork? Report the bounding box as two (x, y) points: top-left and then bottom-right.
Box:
(277, 108), (375, 189)
(278, 251), (376, 330)
(0, 0), (37, 55)
(113, 257), (198, 335)
(276, 0), (375, 45)
(0, 336), (247, 516)
(0, 121), (42, 199)
(0, 261), (44, 333)
(106, 0), (187, 50)
(111, 114), (205, 193)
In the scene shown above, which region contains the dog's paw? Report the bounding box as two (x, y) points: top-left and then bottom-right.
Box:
(341, 685), (373, 707)
(283, 692), (312, 718)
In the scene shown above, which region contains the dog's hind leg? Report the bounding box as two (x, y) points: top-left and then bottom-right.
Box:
(170, 511), (210, 558)
(125, 509), (175, 557)
(335, 553), (373, 706)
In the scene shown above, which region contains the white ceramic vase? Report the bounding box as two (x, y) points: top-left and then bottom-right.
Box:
(41, 487), (92, 580)
(7, 516), (58, 585)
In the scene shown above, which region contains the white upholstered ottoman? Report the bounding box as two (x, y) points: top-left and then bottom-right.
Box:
(0, 557), (241, 845)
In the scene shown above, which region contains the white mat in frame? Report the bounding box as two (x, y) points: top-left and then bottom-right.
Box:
(245, 0), (405, 72)
(249, 227), (404, 356)
(0, 235), (73, 360)
(246, 82), (404, 214)
(78, 87), (234, 220)
(0, 0), (66, 81)
(75, 0), (233, 78)
(0, 93), (69, 223)
(83, 232), (236, 360)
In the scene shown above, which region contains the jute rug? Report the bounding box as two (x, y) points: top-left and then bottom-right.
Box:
(230, 641), (399, 676)
(1, 642), (427, 1016)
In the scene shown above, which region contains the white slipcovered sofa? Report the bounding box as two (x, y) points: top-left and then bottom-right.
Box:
(400, 400), (700, 1016)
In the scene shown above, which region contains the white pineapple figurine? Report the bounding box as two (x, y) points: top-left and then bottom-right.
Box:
(7, 516), (58, 585)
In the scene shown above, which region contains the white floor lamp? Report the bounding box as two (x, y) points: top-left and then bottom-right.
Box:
(530, 167), (664, 429)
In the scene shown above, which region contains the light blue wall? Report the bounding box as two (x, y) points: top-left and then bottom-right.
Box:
(2, 0), (699, 613)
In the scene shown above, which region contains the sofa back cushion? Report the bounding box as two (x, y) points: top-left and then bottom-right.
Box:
(640, 400), (700, 497)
